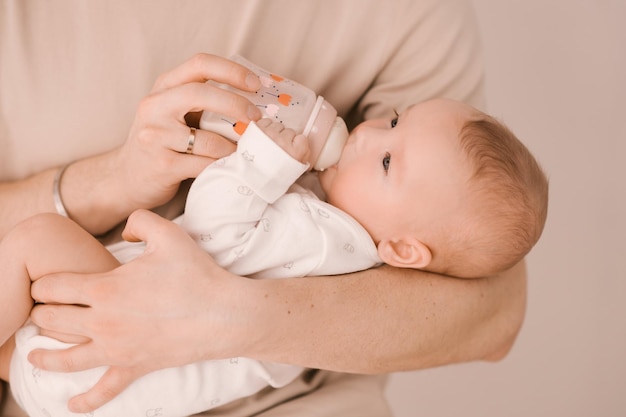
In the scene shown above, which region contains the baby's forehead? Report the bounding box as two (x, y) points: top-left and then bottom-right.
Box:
(404, 98), (479, 121)
(401, 100), (477, 150)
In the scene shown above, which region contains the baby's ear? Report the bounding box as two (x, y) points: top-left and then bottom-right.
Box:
(377, 236), (432, 269)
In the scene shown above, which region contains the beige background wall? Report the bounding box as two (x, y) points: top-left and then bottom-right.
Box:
(385, 1), (626, 416)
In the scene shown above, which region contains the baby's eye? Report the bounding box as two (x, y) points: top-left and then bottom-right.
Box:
(390, 117), (398, 128)
(382, 152), (391, 173)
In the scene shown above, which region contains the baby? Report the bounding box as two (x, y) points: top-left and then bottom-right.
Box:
(0, 98), (548, 417)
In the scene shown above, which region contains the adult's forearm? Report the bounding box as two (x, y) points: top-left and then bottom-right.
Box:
(240, 261), (527, 373)
(0, 169), (58, 238)
(52, 151), (138, 235)
(0, 152), (137, 238)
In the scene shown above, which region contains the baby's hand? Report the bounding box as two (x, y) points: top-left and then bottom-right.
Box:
(256, 118), (310, 164)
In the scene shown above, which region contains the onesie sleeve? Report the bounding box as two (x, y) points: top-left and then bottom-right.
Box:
(229, 122), (311, 203)
(181, 122), (380, 278)
(181, 122), (309, 265)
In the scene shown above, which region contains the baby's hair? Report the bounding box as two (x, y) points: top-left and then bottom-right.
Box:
(439, 113), (549, 278)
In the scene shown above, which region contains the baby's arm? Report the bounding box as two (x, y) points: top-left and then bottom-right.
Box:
(182, 120), (310, 266)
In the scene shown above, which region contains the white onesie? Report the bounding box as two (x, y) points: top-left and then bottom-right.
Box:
(10, 122), (381, 417)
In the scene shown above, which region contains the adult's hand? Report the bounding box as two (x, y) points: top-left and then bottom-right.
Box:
(113, 53), (263, 209)
(29, 209), (249, 412)
(62, 54), (263, 234)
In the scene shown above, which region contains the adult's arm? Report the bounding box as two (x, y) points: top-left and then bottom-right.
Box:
(29, 210), (525, 412)
(245, 262), (525, 372)
(0, 54), (260, 238)
(0, 169), (60, 238)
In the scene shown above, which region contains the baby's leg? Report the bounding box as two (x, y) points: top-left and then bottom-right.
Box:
(0, 213), (120, 381)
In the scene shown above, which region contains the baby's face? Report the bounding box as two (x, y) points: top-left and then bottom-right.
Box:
(319, 98), (475, 243)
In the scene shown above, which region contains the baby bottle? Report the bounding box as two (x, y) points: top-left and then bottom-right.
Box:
(199, 55), (348, 171)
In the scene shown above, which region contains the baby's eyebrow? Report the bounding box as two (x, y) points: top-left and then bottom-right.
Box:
(396, 109), (408, 126)
(395, 104), (416, 123)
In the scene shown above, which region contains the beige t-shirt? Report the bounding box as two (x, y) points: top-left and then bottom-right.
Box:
(0, 0), (485, 415)
(0, 0), (484, 182)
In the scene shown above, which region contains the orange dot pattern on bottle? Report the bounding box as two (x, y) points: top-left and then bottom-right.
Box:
(233, 121), (248, 135)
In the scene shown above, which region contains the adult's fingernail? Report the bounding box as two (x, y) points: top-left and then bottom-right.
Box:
(245, 72), (261, 91)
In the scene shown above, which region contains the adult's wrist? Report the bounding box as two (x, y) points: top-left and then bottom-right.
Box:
(207, 274), (270, 361)
(225, 276), (329, 368)
(0, 170), (58, 238)
(55, 152), (133, 235)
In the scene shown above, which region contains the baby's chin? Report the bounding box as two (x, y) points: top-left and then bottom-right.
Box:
(317, 164), (337, 178)
(317, 166), (337, 195)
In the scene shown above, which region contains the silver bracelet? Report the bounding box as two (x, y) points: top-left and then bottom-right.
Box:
(52, 163), (71, 217)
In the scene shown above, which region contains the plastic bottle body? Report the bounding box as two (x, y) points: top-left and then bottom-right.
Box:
(199, 56), (348, 170)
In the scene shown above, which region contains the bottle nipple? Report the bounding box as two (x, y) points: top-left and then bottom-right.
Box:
(312, 117), (348, 170)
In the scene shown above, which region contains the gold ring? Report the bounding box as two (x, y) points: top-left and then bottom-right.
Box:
(186, 127), (196, 154)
